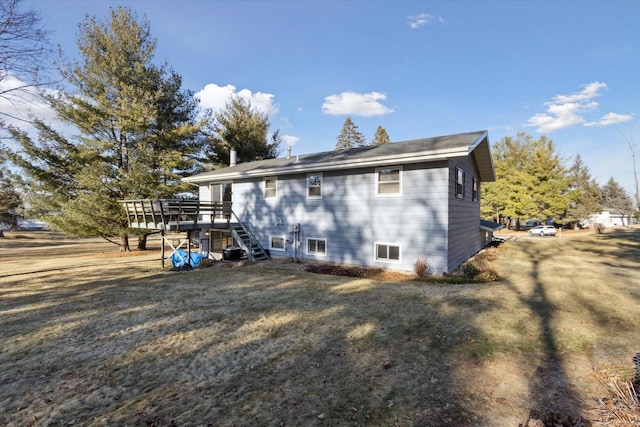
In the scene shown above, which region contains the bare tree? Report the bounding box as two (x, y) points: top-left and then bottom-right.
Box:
(621, 131), (640, 212)
(0, 0), (52, 124)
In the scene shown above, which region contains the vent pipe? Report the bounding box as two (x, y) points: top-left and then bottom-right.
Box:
(230, 148), (237, 166)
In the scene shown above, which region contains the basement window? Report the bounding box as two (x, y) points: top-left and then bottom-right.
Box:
(307, 238), (327, 255)
(269, 235), (285, 251)
(375, 243), (400, 263)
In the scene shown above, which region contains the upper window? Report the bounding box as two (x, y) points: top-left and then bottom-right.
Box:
(472, 178), (479, 202)
(376, 166), (402, 196)
(307, 173), (323, 199)
(264, 177), (277, 199)
(375, 243), (400, 263)
(455, 167), (465, 199)
(307, 238), (327, 255)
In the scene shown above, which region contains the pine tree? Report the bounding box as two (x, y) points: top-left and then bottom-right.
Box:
(205, 96), (281, 166)
(371, 125), (390, 145)
(601, 177), (633, 224)
(6, 7), (206, 250)
(335, 117), (366, 150)
(566, 154), (601, 225)
(481, 133), (570, 228)
(0, 149), (23, 236)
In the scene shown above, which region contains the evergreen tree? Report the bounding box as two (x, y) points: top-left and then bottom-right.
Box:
(0, 148), (23, 236)
(335, 117), (366, 150)
(371, 125), (390, 145)
(205, 96), (281, 166)
(6, 7), (206, 250)
(601, 177), (633, 224)
(481, 132), (570, 228)
(566, 154), (601, 224)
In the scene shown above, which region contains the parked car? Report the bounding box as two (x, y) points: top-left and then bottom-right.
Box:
(528, 225), (557, 236)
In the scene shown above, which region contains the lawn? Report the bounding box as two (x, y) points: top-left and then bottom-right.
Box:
(1, 229), (639, 426)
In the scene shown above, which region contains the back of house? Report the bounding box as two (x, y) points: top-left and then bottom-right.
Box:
(184, 130), (496, 274)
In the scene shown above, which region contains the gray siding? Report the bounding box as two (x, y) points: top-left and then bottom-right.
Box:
(447, 157), (485, 272)
(229, 162), (451, 273)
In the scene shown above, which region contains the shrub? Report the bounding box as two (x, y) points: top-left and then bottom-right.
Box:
(414, 257), (432, 278)
(198, 258), (215, 269)
(462, 262), (480, 278)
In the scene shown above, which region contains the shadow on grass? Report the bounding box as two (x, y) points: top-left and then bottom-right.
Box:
(1, 257), (501, 426)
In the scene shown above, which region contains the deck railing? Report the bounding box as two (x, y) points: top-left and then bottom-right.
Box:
(121, 199), (231, 231)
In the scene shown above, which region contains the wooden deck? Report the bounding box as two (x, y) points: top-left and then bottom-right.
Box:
(121, 199), (231, 231)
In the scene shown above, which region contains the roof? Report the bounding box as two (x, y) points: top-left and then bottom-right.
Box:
(480, 219), (505, 232)
(184, 130), (494, 184)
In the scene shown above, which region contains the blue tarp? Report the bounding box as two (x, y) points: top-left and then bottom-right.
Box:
(171, 249), (202, 268)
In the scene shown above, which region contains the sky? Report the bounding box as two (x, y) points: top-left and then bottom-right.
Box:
(6, 0), (640, 194)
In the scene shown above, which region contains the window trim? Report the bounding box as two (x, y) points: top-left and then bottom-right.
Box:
(455, 167), (465, 199)
(472, 177), (479, 202)
(307, 173), (323, 199)
(269, 235), (286, 252)
(306, 238), (327, 256)
(375, 166), (402, 197)
(264, 176), (277, 199)
(374, 242), (401, 263)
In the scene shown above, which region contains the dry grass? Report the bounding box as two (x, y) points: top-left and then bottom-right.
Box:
(1, 228), (639, 426)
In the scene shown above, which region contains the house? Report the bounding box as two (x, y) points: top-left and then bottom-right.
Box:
(182, 130), (497, 274)
(590, 208), (631, 227)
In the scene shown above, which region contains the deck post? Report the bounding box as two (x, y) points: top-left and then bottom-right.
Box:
(161, 229), (165, 269)
(187, 229), (191, 268)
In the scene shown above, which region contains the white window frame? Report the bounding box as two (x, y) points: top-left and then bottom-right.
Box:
(269, 235), (286, 252)
(374, 242), (401, 263)
(306, 238), (327, 256)
(307, 173), (323, 199)
(455, 167), (465, 199)
(264, 177), (277, 199)
(375, 166), (402, 196)
(472, 177), (479, 202)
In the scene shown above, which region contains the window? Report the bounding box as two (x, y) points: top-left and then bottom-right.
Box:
(375, 243), (400, 262)
(472, 178), (479, 202)
(264, 177), (277, 199)
(269, 235), (285, 251)
(307, 238), (327, 255)
(307, 173), (323, 199)
(455, 167), (465, 199)
(376, 166), (402, 195)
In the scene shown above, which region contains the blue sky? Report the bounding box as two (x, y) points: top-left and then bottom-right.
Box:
(9, 0), (640, 194)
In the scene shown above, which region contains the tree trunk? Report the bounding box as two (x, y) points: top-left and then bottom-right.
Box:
(0, 229), (4, 238)
(137, 233), (148, 250)
(120, 234), (130, 252)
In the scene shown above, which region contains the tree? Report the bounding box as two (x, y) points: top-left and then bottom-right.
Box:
(335, 116), (366, 150)
(6, 7), (206, 250)
(601, 177), (633, 226)
(0, 147), (22, 237)
(371, 125), (390, 145)
(566, 154), (601, 225)
(0, 0), (52, 123)
(204, 96), (281, 166)
(481, 133), (570, 228)
(621, 132), (640, 212)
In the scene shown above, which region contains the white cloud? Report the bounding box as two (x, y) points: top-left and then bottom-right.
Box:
(408, 13), (447, 29)
(322, 91), (394, 117)
(195, 83), (279, 117)
(526, 81), (633, 132)
(585, 112), (634, 127)
(282, 135), (299, 146)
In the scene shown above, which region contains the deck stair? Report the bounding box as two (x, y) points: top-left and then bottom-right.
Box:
(229, 221), (269, 261)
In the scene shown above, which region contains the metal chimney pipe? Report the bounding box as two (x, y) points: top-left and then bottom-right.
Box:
(230, 148), (237, 166)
